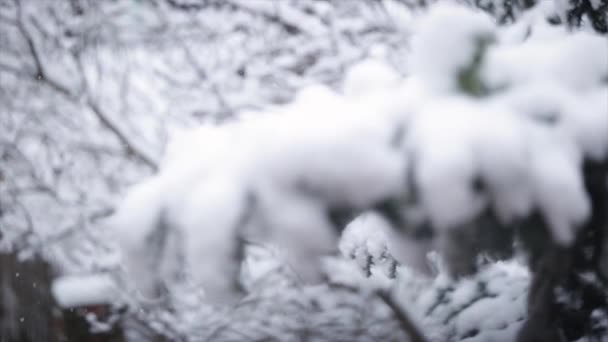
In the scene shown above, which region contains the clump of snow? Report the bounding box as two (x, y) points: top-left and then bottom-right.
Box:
(338, 213), (402, 280)
(52, 274), (119, 308)
(409, 2), (496, 92)
(485, 31), (608, 91)
(108, 79), (408, 303)
(340, 213), (391, 263)
(342, 59), (401, 97)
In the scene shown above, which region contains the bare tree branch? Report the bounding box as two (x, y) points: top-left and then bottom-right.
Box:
(85, 97), (159, 171)
(376, 289), (428, 342)
(15, 0), (72, 96)
(12, 0), (159, 171)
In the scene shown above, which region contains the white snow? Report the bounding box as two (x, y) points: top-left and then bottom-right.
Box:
(486, 31), (608, 91)
(52, 274), (119, 308)
(409, 2), (496, 92)
(108, 81), (408, 302)
(342, 59), (401, 97)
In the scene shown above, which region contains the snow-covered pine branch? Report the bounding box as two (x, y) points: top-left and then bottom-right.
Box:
(107, 2), (607, 340)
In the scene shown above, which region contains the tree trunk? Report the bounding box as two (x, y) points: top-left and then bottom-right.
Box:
(0, 252), (59, 342)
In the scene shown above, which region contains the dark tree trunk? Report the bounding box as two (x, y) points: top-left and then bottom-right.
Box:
(0, 252), (59, 342)
(518, 161), (608, 341)
(0, 251), (126, 342)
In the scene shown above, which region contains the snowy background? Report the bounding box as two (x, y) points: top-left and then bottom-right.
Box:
(1, 0), (607, 341)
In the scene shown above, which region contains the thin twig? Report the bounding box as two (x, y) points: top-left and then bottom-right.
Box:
(376, 289), (428, 342)
(14, 0), (72, 96)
